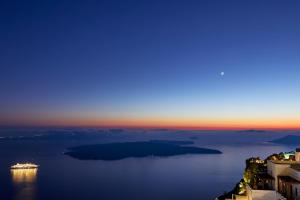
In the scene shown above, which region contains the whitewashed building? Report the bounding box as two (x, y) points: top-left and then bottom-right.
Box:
(245, 149), (300, 200)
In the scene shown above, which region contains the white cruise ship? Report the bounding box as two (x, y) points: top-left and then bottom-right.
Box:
(11, 163), (38, 169)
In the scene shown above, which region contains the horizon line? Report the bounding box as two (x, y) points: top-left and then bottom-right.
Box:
(0, 124), (299, 131)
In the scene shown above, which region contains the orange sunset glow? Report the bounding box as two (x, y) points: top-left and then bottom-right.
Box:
(2, 116), (300, 130)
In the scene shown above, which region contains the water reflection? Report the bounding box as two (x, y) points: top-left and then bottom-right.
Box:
(11, 168), (38, 200)
(11, 168), (37, 183)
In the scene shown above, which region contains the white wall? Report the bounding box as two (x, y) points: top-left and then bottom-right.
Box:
(267, 161), (291, 190)
(251, 190), (277, 200)
(246, 185), (286, 200)
(287, 168), (300, 181)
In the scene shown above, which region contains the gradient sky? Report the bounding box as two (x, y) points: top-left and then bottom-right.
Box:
(1, 1), (300, 129)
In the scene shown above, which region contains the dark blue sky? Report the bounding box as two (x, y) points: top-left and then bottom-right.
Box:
(1, 1), (300, 128)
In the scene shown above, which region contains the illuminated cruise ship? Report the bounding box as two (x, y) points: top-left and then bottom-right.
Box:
(11, 163), (38, 169)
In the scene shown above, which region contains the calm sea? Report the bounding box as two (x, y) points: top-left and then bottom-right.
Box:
(0, 129), (297, 200)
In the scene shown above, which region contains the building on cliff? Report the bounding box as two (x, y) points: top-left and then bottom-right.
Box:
(245, 149), (300, 200)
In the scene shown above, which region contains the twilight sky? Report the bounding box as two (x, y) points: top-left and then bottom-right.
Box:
(1, 1), (300, 129)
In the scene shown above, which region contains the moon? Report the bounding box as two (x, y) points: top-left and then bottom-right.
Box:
(220, 71), (225, 76)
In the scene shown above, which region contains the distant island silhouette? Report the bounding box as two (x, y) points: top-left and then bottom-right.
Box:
(64, 140), (222, 160)
(271, 135), (300, 144)
(237, 129), (267, 133)
(0, 130), (114, 141)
